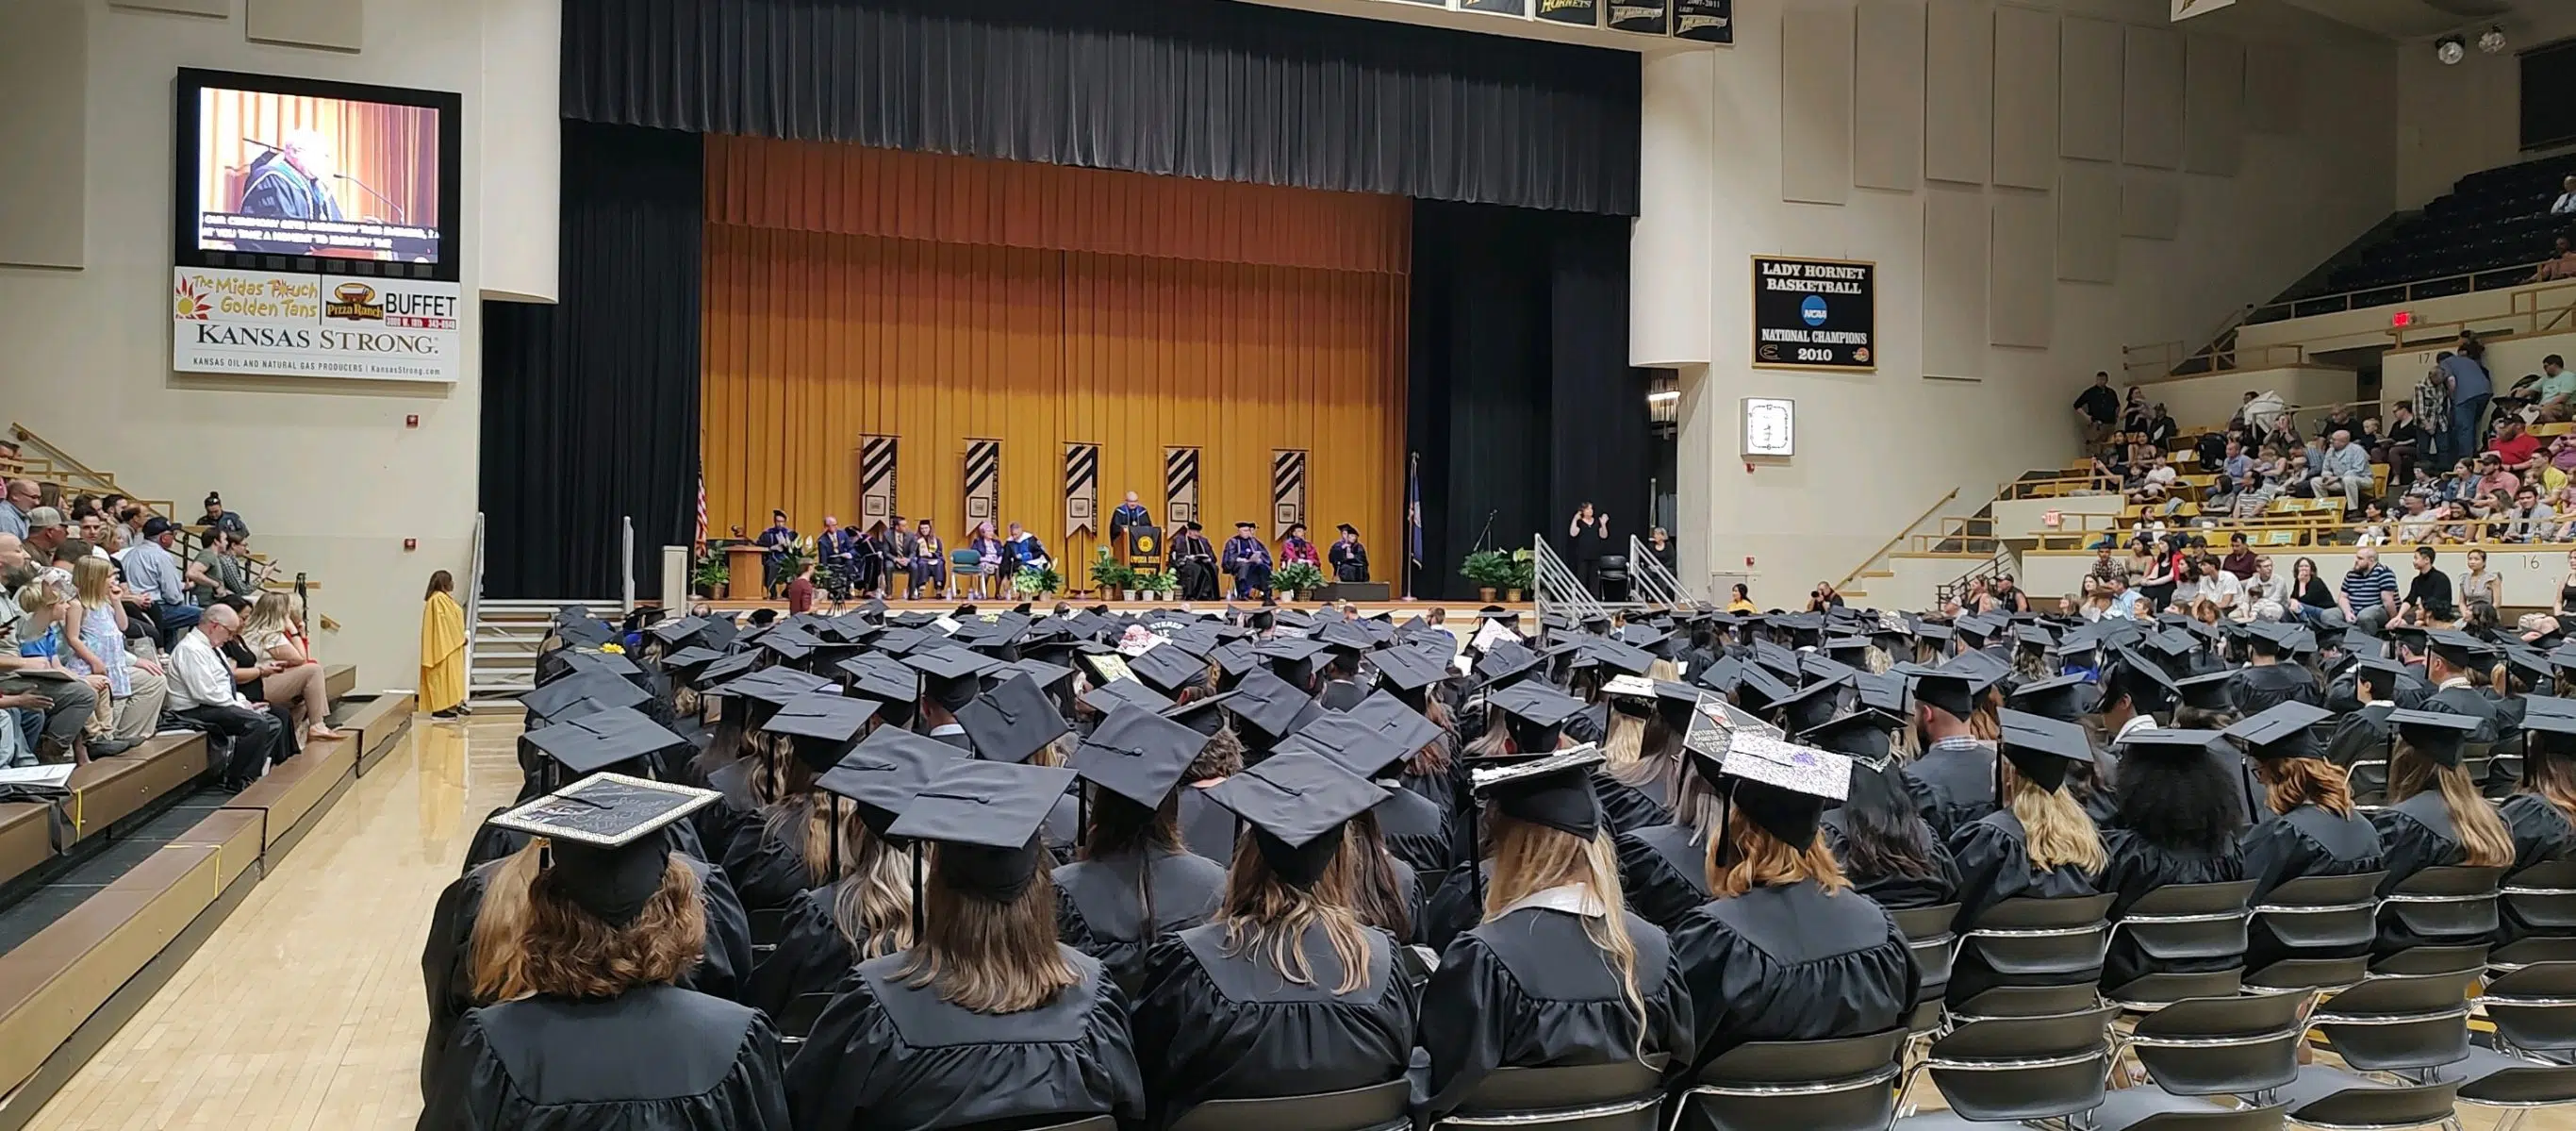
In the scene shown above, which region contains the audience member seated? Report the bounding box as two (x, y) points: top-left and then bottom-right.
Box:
(2477, 452), (2522, 502)
(2353, 501), (2391, 546)
(2535, 236), (2576, 282)
(2129, 456), (2177, 503)
(123, 517), (200, 647)
(2311, 429), (2370, 507)
(240, 591), (340, 742)
(2555, 175), (2576, 215)
(23, 507), (66, 564)
(0, 553), (101, 765)
(115, 506), (146, 555)
(2503, 486), (2559, 543)
(2142, 402), (2176, 448)
(189, 527), (258, 607)
(199, 492), (248, 543)
(58, 555), (163, 756)
(0, 479), (35, 541)
(164, 602), (286, 790)
(2493, 415), (2546, 474)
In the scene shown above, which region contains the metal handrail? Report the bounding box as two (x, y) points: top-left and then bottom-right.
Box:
(1532, 534), (1603, 628)
(465, 511), (487, 687)
(1626, 534), (1689, 606)
(2258, 259), (2559, 323)
(1833, 487), (1962, 592)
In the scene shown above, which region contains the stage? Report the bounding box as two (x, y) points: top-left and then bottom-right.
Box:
(691, 596), (1533, 621)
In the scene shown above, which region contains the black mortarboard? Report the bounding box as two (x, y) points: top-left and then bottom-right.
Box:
(1280, 709), (1412, 780)
(956, 674), (1071, 764)
(1162, 690), (1237, 738)
(2522, 696), (2576, 756)
(1204, 748), (1387, 887)
(2118, 728), (2229, 763)
(837, 654), (922, 706)
(522, 670), (651, 720)
(560, 648), (645, 681)
(2102, 649), (2179, 713)
(1130, 644), (1214, 695)
(1254, 637), (1332, 687)
(1370, 645), (1449, 695)
(553, 618), (617, 648)
(488, 773), (718, 925)
(697, 652), (760, 689)
(1004, 657), (1079, 693)
(2173, 671), (2238, 713)
(2389, 707), (2479, 768)
(1770, 674), (1855, 733)
(1470, 745), (1607, 840)
(1798, 709), (1904, 765)
(1579, 639), (1657, 676)
(2353, 656), (2422, 699)
(1998, 708), (2091, 792)
(1735, 664), (1798, 713)
(1209, 640), (1262, 680)
(888, 759), (1079, 898)
(1717, 730), (1852, 843)
(1475, 644), (1543, 688)
(818, 727), (959, 834)
(2425, 628), (2497, 671)
(1223, 668), (1322, 740)
(648, 615), (709, 645)
(1081, 676), (1175, 716)
(523, 706), (690, 776)
(1484, 682), (1587, 752)
(1338, 690), (1441, 758)
(660, 647), (725, 677)
(907, 646), (1003, 710)
(2225, 702), (2332, 762)
(2007, 673), (2093, 724)
(763, 693), (881, 771)
(1912, 669), (1990, 720)
(1072, 707), (1212, 806)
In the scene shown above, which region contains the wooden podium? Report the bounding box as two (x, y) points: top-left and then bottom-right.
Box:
(725, 543), (768, 600)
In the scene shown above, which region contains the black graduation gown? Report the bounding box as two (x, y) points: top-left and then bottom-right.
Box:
(1820, 811), (1964, 911)
(1054, 848), (1229, 994)
(698, 760), (763, 860)
(784, 947), (1148, 1131)
(2369, 790), (2486, 955)
(2325, 704), (2397, 771)
(1374, 786), (1455, 889)
(2097, 829), (2244, 990)
(1946, 811), (2105, 1003)
(2238, 804), (2386, 972)
(1614, 823), (1711, 932)
(1593, 772), (1670, 836)
(721, 820), (820, 915)
(421, 854), (753, 1092)
(1418, 861), (1487, 954)
(2231, 663), (2323, 717)
(745, 881), (883, 1022)
(1904, 740), (1998, 840)
(1131, 923), (1418, 1131)
(1179, 785), (1240, 864)
(1173, 535), (1221, 600)
(1329, 540), (1369, 583)
(2427, 684), (2502, 743)
(1668, 882), (1916, 1077)
(2499, 794), (2576, 948)
(1419, 904), (1695, 1123)
(421, 985), (787, 1131)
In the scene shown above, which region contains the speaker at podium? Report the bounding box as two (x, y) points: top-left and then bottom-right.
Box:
(1124, 524), (1164, 566)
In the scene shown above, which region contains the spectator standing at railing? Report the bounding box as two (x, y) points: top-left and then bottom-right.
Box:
(2073, 371), (2121, 446)
(2440, 339), (2494, 469)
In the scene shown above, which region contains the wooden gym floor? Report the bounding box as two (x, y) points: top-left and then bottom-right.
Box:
(8, 712), (2560, 1131)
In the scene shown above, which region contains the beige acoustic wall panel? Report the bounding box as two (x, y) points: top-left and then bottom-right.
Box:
(2244, 41), (2302, 136)
(1990, 192), (2053, 348)
(1782, 3), (1857, 205)
(2122, 170), (2181, 240)
(2184, 33), (2244, 176)
(1854, 0), (1926, 192)
(0, 0), (87, 269)
(2122, 25), (2184, 169)
(1924, 186), (1990, 377)
(2058, 17), (2122, 162)
(1991, 5), (2058, 191)
(247, 0), (362, 51)
(2057, 159), (2119, 283)
(1925, 0), (1993, 186)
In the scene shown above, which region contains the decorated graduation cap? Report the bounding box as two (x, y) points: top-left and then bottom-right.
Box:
(888, 759), (1080, 899)
(2006, 673), (2094, 724)
(523, 669), (652, 721)
(1998, 708), (2092, 793)
(957, 674), (1072, 765)
(1470, 745), (1608, 839)
(763, 692), (881, 772)
(2172, 671), (2238, 714)
(1129, 643), (1214, 696)
(1339, 690), (1441, 762)
(906, 646), (1004, 711)
(818, 726), (960, 836)
(1072, 706), (1213, 807)
(1715, 730), (1851, 845)
(2424, 628), (2498, 672)
(1483, 681), (1587, 753)
(1205, 747), (1386, 887)
(2225, 701), (2333, 763)
(488, 773), (718, 925)
(2388, 707), (2480, 768)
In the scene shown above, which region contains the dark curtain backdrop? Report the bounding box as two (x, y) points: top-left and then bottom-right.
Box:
(479, 123), (704, 599)
(563, 0), (1642, 216)
(1408, 201), (1646, 600)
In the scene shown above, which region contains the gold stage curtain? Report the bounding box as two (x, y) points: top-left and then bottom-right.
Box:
(701, 151), (1410, 573)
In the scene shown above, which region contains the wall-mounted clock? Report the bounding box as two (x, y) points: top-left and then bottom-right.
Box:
(1742, 397), (1794, 457)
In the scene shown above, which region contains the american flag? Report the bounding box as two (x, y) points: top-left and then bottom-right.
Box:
(694, 474), (707, 554)
(1406, 457), (1423, 567)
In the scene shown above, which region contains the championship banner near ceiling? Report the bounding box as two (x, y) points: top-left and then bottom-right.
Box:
(1271, 449), (1308, 538)
(964, 440), (1000, 526)
(1457, 0), (1530, 14)
(1672, 0), (1731, 42)
(172, 266), (462, 383)
(860, 436), (900, 525)
(1607, 0), (1669, 35)
(1535, 0), (1598, 25)
(1751, 256), (1876, 373)
(1164, 446), (1201, 528)
(1064, 442), (1098, 540)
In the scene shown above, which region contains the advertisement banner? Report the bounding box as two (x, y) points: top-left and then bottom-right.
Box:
(1750, 256), (1875, 373)
(172, 266), (460, 383)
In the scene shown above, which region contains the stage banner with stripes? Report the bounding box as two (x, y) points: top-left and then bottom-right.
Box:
(1064, 442), (1098, 539)
(1164, 446), (1200, 528)
(1271, 449), (1307, 538)
(860, 435), (900, 526)
(965, 440), (1000, 526)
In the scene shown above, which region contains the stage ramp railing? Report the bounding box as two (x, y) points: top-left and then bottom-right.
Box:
(1626, 535), (1693, 607)
(1533, 535), (1605, 632)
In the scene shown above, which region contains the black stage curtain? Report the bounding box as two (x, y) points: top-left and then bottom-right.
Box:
(479, 123), (703, 599)
(1408, 201), (1647, 600)
(562, 0), (1642, 216)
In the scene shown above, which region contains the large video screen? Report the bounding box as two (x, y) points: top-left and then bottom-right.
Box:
(175, 70), (459, 279)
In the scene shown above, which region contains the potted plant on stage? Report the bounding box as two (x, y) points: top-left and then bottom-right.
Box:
(1505, 549), (1535, 604)
(1461, 550), (1512, 603)
(1143, 570), (1179, 602)
(1014, 563), (1063, 599)
(1091, 552), (1138, 602)
(691, 548), (730, 600)
(1273, 561), (1325, 603)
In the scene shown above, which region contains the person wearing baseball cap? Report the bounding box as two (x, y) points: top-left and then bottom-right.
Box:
(21, 507), (64, 560)
(123, 515), (200, 647)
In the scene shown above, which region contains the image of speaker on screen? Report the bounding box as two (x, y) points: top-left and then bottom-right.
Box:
(192, 85), (444, 262)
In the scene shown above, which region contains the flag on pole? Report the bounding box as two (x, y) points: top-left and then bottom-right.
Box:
(1406, 456), (1423, 567)
(694, 474), (707, 554)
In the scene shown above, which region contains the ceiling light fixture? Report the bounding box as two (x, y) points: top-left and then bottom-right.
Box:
(2436, 34), (2467, 65)
(2478, 25), (2507, 55)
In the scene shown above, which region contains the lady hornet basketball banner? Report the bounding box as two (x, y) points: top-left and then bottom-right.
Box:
(1672, 0), (1731, 42)
(1608, 0), (1669, 35)
(860, 435), (900, 525)
(1164, 446), (1200, 528)
(1751, 256), (1875, 372)
(1064, 442), (1098, 539)
(964, 440), (1000, 525)
(1271, 450), (1308, 537)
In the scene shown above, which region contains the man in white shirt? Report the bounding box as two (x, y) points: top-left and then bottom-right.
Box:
(2241, 556), (2289, 622)
(2554, 175), (2576, 216)
(2310, 430), (2372, 509)
(2196, 557), (2244, 618)
(165, 604), (285, 790)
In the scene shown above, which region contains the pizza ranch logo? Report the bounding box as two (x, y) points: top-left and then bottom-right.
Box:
(324, 281), (386, 323)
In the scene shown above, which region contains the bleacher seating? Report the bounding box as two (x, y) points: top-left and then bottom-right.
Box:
(2253, 153), (2576, 324)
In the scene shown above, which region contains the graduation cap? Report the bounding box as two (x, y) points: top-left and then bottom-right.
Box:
(2388, 707), (2480, 768)
(1314, 620), (1375, 657)
(722, 666), (834, 708)
(1798, 709), (1904, 766)
(762, 693), (881, 772)
(1716, 730), (1852, 844)
(2007, 673), (2094, 724)
(2503, 646), (2554, 689)
(2225, 702), (2332, 763)
(756, 626), (822, 662)
(2118, 728), (2230, 764)
(560, 648), (645, 681)
(1475, 643), (1543, 688)
(1912, 666), (1996, 720)
(1130, 644), (1214, 696)
(522, 669), (652, 720)
(1209, 640), (1262, 682)
(1851, 671), (1910, 717)
(660, 646), (726, 677)
(1004, 657), (1079, 694)
(1071, 707), (1212, 807)
(1081, 677), (1175, 717)
(1203, 748), (1387, 887)
(817, 726), (960, 835)
(1281, 710), (1412, 780)
(1224, 667), (1324, 740)
(887, 759), (1080, 898)
(1163, 690), (1237, 738)
(695, 651), (761, 690)
(1998, 709), (2091, 793)
(2425, 628), (2497, 672)
(956, 674), (1071, 765)
(2173, 671), (2238, 714)
(906, 647), (1003, 710)
(1338, 690), (1441, 759)
(553, 618), (618, 648)
(1370, 645), (1450, 695)
(1770, 674), (1855, 734)
(837, 654), (921, 707)
(487, 773), (718, 925)
(1470, 745), (1608, 840)
(2353, 656), (2423, 700)
(1483, 682), (1587, 752)
(523, 706), (691, 777)
(1734, 664), (1799, 714)
(1578, 639), (1657, 676)
(2101, 649), (2180, 713)
(2521, 695), (2576, 757)
(1254, 637), (1332, 687)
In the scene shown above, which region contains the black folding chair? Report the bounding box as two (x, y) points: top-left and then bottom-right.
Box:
(1950, 894), (2114, 1019)
(1168, 1079), (1410, 1131)
(2123, 990), (2307, 1103)
(1432, 1056), (1668, 1131)
(2310, 970), (2477, 1075)
(775, 990), (833, 1049)
(2496, 860), (2576, 972)
(2245, 873), (2383, 993)
(2376, 865), (2504, 956)
(1671, 1030), (1905, 1131)
(2106, 880), (2255, 1008)
(1894, 1006), (2119, 1128)
(1889, 903), (1958, 1035)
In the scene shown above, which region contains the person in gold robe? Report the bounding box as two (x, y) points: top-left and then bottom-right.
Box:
(421, 570), (469, 718)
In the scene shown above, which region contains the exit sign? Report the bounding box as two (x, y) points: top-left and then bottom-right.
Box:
(2392, 310), (2415, 327)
